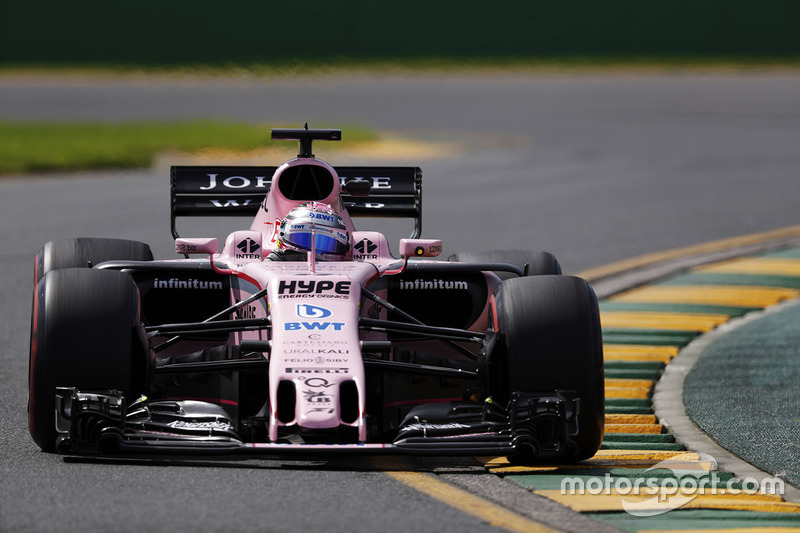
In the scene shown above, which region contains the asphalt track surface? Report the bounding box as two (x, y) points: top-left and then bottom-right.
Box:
(1, 71), (799, 532)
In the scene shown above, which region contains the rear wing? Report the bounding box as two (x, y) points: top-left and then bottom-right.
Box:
(170, 166), (422, 239)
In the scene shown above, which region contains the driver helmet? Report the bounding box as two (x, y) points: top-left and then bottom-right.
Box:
(277, 202), (350, 258)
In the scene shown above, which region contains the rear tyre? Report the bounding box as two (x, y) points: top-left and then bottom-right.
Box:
(29, 268), (149, 452)
(34, 238), (153, 284)
(490, 275), (604, 462)
(448, 249), (561, 279)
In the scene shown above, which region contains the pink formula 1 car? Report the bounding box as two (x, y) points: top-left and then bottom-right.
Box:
(29, 127), (604, 463)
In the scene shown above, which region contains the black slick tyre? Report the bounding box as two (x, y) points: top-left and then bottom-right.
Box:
(34, 238), (153, 284)
(29, 268), (149, 452)
(490, 275), (604, 462)
(448, 249), (561, 279)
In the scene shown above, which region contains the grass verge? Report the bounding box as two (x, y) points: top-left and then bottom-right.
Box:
(0, 120), (376, 174)
(3, 55), (800, 79)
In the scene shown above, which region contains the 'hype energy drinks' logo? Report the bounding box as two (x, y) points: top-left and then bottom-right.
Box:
(277, 280), (351, 300)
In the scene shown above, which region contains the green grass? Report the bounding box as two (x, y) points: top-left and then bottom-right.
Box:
(4, 55), (800, 78)
(0, 120), (376, 174)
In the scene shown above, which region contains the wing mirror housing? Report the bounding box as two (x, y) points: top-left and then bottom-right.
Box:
(399, 239), (442, 258)
(382, 239), (443, 277)
(175, 237), (219, 255)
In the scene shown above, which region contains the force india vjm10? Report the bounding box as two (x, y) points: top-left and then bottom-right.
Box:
(29, 127), (604, 463)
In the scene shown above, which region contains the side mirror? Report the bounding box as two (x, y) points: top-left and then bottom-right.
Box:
(399, 239), (442, 258)
(175, 237), (218, 255)
(343, 180), (372, 197)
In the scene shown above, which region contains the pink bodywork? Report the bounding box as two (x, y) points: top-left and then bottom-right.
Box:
(175, 157), (445, 444)
(249, 158), (357, 254)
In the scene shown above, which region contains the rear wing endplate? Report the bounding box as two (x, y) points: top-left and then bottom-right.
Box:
(170, 166), (422, 239)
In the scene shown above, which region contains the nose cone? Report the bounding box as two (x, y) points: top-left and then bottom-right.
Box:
(297, 383), (341, 429)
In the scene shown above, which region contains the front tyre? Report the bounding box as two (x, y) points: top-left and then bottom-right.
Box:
(34, 237), (153, 284)
(29, 268), (150, 452)
(490, 275), (604, 462)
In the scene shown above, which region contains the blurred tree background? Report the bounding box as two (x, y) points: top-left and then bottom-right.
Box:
(2, 1), (798, 67)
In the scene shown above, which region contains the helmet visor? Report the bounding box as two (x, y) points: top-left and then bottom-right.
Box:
(285, 229), (348, 255)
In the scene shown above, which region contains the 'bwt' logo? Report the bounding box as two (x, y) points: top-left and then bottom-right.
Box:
(297, 304), (332, 319)
(285, 322), (345, 331)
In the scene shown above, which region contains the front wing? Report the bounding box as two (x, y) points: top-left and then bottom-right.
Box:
(54, 388), (581, 458)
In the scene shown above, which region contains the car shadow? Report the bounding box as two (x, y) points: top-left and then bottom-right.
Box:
(62, 453), (486, 473)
